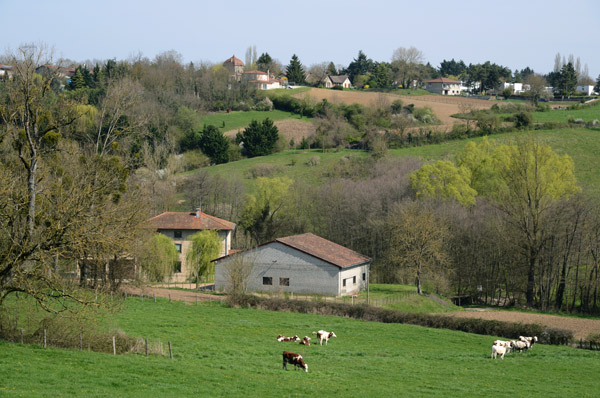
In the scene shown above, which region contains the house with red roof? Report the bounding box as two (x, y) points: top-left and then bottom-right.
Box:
(214, 233), (372, 296)
(223, 55), (244, 81)
(147, 207), (236, 282)
(242, 70), (283, 90)
(424, 77), (462, 95)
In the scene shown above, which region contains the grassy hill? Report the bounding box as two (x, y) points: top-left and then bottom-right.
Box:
(1, 299), (599, 397)
(200, 109), (304, 133)
(196, 127), (600, 197)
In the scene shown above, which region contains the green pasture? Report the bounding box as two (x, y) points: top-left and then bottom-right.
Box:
(1, 299), (599, 397)
(197, 127), (600, 197)
(533, 104), (600, 123)
(199, 110), (305, 133)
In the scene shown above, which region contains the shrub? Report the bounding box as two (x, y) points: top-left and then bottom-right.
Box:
(475, 112), (500, 133)
(332, 85), (344, 91)
(182, 150), (210, 171)
(514, 111), (533, 128)
(391, 99), (404, 114)
(254, 97), (273, 111)
(306, 156), (320, 166)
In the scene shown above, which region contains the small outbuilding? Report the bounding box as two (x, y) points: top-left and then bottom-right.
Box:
(214, 233), (371, 296)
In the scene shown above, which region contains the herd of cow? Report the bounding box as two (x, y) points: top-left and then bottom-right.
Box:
(279, 330), (337, 373)
(491, 336), (538, 359)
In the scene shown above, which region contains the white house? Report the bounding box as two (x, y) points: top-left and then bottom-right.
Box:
(425, 77), (462, 95)
(147, 208), (236, 282)
(242, 70), (283, 90)
(214, 233), (372, 296)
(576, 85), (596, 96)
(323, 74), (351, 89)
(498, 82), (529, 94)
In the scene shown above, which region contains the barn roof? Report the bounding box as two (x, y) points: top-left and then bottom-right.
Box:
(214, 233), (371, 268)
(425, 77), (460, 84)
(147, 210), (236, 231)
(328, 74), (350, 84)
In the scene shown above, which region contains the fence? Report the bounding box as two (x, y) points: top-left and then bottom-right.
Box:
(262, 290), (418, 308)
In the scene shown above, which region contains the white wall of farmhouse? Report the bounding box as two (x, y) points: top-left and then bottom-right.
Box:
(214, 242), (369, 296)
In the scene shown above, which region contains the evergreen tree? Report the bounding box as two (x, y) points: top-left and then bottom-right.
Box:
(68, 68), (85, 90)
(347, 50), (373, 82)
(557, 62), (577, 97)
(327, 62), (337, 76)
(286, 54), (305, 84)
(595, 75), (600, 95)
(238, 118), (279, 157)
(256, 52), (273, 72)
(199, 125), (230, 164)
(81, 66), (94, 88)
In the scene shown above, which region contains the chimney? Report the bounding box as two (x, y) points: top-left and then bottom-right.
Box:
(195, 205), (202, 218)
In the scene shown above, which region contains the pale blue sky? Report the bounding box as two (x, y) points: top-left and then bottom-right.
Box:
(1, 0), (598, 78)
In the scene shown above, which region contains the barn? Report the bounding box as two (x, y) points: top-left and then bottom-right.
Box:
(214, 233), (372, 296)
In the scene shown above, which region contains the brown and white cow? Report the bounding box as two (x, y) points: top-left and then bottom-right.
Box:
(277, 335), (300, 342)
(312, 330), (337, 345)
(282, 351), (308, 372)
(299, 336), (311, 346)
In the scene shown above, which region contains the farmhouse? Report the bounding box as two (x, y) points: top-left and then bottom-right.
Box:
(323, 74), (351, 89)
(147, 208), (236, 282)
(576, 85), (597, 96)
(214, 233), (372, 296)
(242, 70), (283, 90)
(425, 77), (462, 95)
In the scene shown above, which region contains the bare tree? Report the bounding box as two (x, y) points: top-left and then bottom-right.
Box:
(221, 253), (255, 297)
(391, 47), (425, 89)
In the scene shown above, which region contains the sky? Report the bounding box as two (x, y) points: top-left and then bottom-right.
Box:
(1, 0), (599, 78)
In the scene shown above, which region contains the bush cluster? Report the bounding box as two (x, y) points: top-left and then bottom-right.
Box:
(227, 295), (574, 345)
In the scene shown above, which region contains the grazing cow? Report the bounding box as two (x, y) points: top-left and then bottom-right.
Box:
(299, 336), (311, 346)
(282, 351), (308, 372)
(513, 340), (529, 353)
(519, 336), (538, 349)
(277, 335), (299, 342)
(312, 330), (337, 345)
(493, 340), (513, 353)
(491, 344), (506, 359)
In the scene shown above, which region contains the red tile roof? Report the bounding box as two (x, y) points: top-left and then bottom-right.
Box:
(425, 77), (460, 84)
(243, 70), (267, 75)
(147, 211), (235, 231)
(223, 55), (244, 66)
(276, 233), (371, 268)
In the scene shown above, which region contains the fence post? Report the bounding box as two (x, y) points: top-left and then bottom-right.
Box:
(169, 294), (171, 303)
(112, 336), (116, 355)
(80, 332), (83, 350)
(196, 296), (198, 305)
(168, 341), (173, 360)
(145, 338), (148, 357)
(43, 329), (47, 348)
(141, 294), (144, 302)
(154, 293), (156, 302)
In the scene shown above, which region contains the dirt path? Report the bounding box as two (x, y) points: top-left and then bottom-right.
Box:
(445, 310), (600, 340)
(121, 284), (224, 304)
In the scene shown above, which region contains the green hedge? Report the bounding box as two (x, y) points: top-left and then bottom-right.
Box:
(228, 295), (573, 345)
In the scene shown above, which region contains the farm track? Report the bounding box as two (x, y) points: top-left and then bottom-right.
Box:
(123, 285), (600, 340)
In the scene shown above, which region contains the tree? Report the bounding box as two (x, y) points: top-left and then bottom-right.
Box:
(556, 62), (577, 97)
(307, 62), (330, 86)
(347, 50), (373, 83)
(285, 54), (305, 84)
(457, 136), (580, 307)
(199, 125), (229, 164)
(256, 52), (273, 72)
(138, 233), (178, 281)
(220, 253), (254, 297)
(239, 177), (293, 244)
(594, 74), (600, 95)
(186, 230), (221, 288)
(391, 46), (425, 89)
(410, 160), (477, 206)
(524, 74), (550, 105)
(388, 202), (449, 295)
(237, 118), (279, 157)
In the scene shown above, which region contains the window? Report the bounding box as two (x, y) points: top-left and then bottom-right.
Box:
(263, 277), (273, 286)
(174, 261), (182, 273)
(343, 279), (346, 287)
(353, 276), (356, 285)
(362, 273), (366, 281)
(174, 230), (182, 239)
(279, 277), (289, 286)
(175, 243), (182, 253)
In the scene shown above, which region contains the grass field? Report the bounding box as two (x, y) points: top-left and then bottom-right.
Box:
(1, 299), (599, 397)
(199, 110), (304, 133)
(533, 104), (600, 123)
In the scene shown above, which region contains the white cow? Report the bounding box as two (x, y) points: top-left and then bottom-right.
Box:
(312, 330), (337, 345)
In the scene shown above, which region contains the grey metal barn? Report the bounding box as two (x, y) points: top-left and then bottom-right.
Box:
(214, 233), (372, 296)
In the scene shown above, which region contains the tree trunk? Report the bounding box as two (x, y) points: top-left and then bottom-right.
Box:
(526, 248), (536, 307)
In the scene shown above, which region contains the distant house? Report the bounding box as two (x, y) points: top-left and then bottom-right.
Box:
(147, 208), (236, 283)
(223, 55), (245, 82)
(498, 82), (529, 94)
(576, 85), (596, 96)
(323, 74), (351, 89)
(425, 77), (462, 95)
(214, 233), (372, 296)
(242, 70), (283, 90)
(0, 64), (13, 79)
(35, 65), (76, 80)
